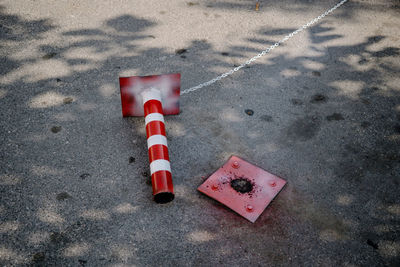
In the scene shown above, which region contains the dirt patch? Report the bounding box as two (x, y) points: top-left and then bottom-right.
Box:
(63, 97), (73, 104)
(326, 113), (344, 121)
(286, 116), (321, 142)
(32, 252), (45, 263)
(80, 173), (90, 180)
(142, 171), (152, 186)
(51, 126), (62, 133)
(260, 115), (273, 122)
(310, 94), (327, 103)
(367, 239), (379, 249)
(291, 98), (303, 105)
(42, 52), (57, 59)
(78, 259), (87, 266)
(230, 178), (253, 193)
(361, 121), (371, 128)
(175, 48), (187, 55)
(312, 71), (321, 77)
(394, 124), (400, 134)
(50, 232), (69, 244)
(56, 192), (71, 201)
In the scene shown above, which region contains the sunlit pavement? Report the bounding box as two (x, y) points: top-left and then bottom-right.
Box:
(1, 1), (399, 266)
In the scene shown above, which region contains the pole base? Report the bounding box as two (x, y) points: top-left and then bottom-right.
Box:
(198, 156), (287, 223)
(154, 192), (175, 204)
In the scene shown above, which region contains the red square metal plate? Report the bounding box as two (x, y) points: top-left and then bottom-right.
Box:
(119, 73), (180, 117)
(198, 156), (286, 223)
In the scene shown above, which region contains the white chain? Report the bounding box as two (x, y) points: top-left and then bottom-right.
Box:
(181, 0), (348, 95)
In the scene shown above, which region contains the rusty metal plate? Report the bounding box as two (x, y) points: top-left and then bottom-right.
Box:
(198, 156), (287, 223)
(119, 73), (180, 117)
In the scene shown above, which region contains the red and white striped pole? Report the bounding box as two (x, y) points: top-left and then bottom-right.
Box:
(142, 88), (174, 203)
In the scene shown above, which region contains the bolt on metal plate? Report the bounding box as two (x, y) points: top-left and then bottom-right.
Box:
(198, 156), (287, 223)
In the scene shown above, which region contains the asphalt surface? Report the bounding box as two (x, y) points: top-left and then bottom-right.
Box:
(1, 0), (399, 266)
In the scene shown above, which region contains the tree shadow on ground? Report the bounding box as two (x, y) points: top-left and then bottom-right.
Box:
(0, 3), (399, 266)
(200, 0), (400, 15)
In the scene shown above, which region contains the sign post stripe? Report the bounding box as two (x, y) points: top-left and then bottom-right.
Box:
(150, 159), (171, 175)
(142, 89), (174, 201)
(145, 113), (164, 125)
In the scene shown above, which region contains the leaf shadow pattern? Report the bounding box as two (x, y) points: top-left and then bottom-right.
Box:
(0, 3), (399, 266)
